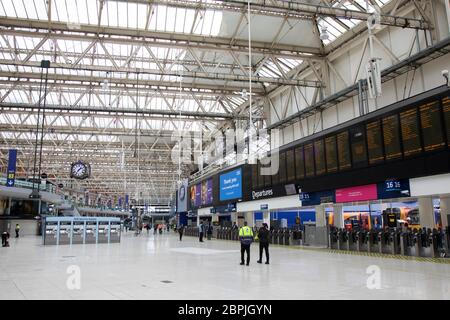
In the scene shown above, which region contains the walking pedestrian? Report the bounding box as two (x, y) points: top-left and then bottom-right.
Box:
(178, 224), (184, 241)
(15, 224), (20, 238)
(198, 221), (204, 242)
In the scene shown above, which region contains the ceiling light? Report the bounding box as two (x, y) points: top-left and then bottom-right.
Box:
(319, 26), (329, 41)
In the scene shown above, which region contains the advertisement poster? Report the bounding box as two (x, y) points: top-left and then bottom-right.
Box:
(195, 183), (202, 207)
(219, 168), (242, 201)
(201, 178), (213, 206)
(335, 184), (377, 203)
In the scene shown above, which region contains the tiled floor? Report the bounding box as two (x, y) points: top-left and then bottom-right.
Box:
(1, 232), (449, 300)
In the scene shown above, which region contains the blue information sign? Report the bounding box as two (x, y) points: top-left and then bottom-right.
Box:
(219, 168), (242, 201)
(299, 190), (335, 206)
(6, 149), (17, 187)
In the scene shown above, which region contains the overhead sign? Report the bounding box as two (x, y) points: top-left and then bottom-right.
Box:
(299, 190), (335, 206)
(377, 179), (410, 199)
(260, 204), (269, 210)
(219, 168), (242, 201)
(177, 179), (188, 212)
(6, 149), (17, 187)
(335, 184), (377, 203)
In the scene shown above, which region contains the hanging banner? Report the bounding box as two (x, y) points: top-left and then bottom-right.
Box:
(6, 149), (17, 187)
(118, 197), (123, 208)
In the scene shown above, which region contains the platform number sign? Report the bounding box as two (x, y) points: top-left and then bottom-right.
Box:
(385, 180), (401, 191)
(6, 149), (17, 187)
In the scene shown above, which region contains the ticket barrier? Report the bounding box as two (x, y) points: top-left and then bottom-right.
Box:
(329, 228), (338, 249)
(44, 222), (58, 245)
(217, 228), (223, 239)
(292, 229), (303, 245)
(72, 222), (84, 244)
(58, 222), (72, 245)
(284, 229), (291, 245)
(355, 230), (369, 252)
(97, 222), (109, 243)
(110, 222), (121, 243)
(85, 222), (97, 244)
(366, 230), (379, 253)
(232, 229), (239, 241)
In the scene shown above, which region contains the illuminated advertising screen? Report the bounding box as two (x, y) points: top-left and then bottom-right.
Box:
(190, 185), (196, 208)
(335, 184), (377, 203)
(201, 178), (213, 206)
(195, 184), (202, 207)
(419, 101), (445, 151)
(219, 168), (242, 201)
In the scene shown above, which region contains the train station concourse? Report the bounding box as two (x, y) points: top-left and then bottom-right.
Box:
(0, 0), (450, 304)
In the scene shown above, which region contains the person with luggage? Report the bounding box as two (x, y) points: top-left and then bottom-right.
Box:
(15, 224), (20, 238)
(178, 224), (185, 241)
(2, 231), (10, 247)
(239, 221), (254, 266)
(257, 223), (270, 264)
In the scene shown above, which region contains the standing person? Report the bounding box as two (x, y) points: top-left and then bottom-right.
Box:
(198, 221), (204, 242)
(207, 223), (213, 240)
(154, 224), (158, 235)
(15, 224), (20, 238)
(158, 224), (163, 234)
(178, 224), (184, 241)
(167, 224), (170, 232)
(239, 221), (254, 266)
(257, 223), (270, 265)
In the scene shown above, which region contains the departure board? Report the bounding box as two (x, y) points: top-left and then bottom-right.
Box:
(304, 143), (315, 177)
(278, 152), (287, 183)
(286, 149), (295, 182)
(264, 166), (271, 187)
(366, 120), (384, 164)
(252, 164), (258, 189)
(271, 154), (279, 185)
(350, 126), (368, 168)
(420, 101), (445, 151)
(444, 96), (450, 147)
(314, 140), (326, 175)
(337, 131), (351, 170)
(382, 115), (402, 160)
(295, 146), (304, 180)
(257, 161), (264, 188)
(400, 108), (422, 156)
(325, 135), (338, 173)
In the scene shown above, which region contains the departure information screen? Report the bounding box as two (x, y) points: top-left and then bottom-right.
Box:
(278, 152), (287, 183)
(350, 126), (368, 167)
(314, 139), (326, 175)
(400, 108), (422, 156)
(442, 96), (450, 147)
(304, 143), (315, 177)
(366, 120), (384, 164)
(337, 131), (351, 170)
(325, 135), (338, 173)
(295, 146), (304, 179)
(286, 149), (295, 182)
(382, 115), (402, 160)
(420, 101), (445, 151)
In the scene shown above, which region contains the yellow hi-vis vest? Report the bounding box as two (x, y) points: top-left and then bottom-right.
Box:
(239, 226), (254, 245)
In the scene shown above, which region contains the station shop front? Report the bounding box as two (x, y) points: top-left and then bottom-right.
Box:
(231, 173), (449, 232)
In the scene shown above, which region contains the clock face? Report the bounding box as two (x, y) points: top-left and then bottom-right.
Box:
(71, 161), (90, 180)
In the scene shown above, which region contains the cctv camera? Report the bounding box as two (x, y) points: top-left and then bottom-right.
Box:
(442, 70), (449, 78)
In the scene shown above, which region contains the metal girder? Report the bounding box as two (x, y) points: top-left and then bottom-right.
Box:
(0, 103), (239, 120)
(0, 17), (323, 59)
(0, 70), (264, 96)
(107, 0), (430, 29)
(266, 36), (450, 130)
(0, 59), (323, 88)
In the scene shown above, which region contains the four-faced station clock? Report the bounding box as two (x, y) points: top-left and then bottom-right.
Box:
(70, 161), (91, 180)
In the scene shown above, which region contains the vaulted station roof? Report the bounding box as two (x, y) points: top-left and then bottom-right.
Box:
(0, 0), (429, 205)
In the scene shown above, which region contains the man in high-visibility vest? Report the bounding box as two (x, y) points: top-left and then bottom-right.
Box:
(239, 221), (254, 266)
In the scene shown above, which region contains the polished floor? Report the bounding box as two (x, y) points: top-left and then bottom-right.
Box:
(1, 231), (449, 300)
